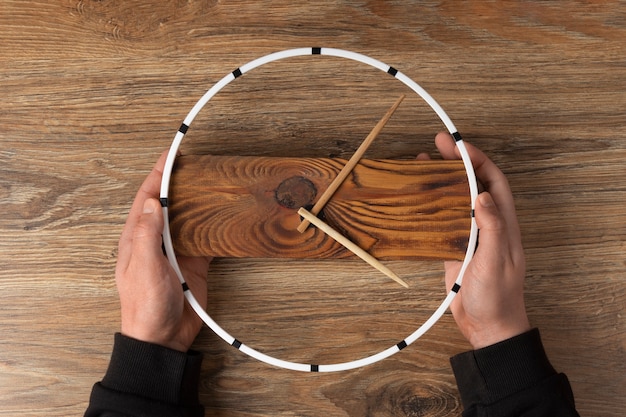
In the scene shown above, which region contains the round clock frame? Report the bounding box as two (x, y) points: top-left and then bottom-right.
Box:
(159, 47), (479, 372)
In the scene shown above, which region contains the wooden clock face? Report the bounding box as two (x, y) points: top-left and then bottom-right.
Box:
(161, 49), (477, 371)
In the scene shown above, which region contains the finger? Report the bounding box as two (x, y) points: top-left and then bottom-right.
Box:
(118, 151), (169, 267)
(460, 142), (521, 250)
(435, 132), (497, 184)
(176, 255), (212, 309)
(434, 132), (521, 247)
(416, 152), (431, 161)
(443, 260), (462, 291)
(436, 132), (498, 186)
(434, 131), (461, 160)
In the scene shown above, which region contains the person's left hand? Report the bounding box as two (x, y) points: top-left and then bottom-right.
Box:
(115, 152), (212, 352)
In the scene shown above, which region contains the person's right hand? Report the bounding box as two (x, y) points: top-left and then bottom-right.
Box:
(434, 132), (531, 349)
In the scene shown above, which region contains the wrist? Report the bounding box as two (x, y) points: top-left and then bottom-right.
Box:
(469, 318), (531, 349)
(120, 331), (190, 353)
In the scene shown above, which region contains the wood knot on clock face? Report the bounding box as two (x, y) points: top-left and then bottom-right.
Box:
(275, 176), (317, 209)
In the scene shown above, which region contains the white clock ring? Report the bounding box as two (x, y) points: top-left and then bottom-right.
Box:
(160, 47), (479, 372)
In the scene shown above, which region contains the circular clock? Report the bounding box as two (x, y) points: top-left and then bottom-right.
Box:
(160, 47), (478, 372)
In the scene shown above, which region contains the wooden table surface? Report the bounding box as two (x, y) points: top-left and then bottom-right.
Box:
(1, 2), (624, 416)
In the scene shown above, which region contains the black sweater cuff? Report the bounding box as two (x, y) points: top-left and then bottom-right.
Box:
(450, 328), (556, 408)
(85, 333), (204, 417)
(101, 333), (203, 405)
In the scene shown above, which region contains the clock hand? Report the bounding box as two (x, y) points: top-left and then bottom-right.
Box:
(298, 207), (409, 288)
(296, 94), (405, 233)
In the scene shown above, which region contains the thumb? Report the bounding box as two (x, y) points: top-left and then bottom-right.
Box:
(474, 192), (507, 255)
(131, 198), (165, 257)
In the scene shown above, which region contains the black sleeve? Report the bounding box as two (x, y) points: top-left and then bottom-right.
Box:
(450, 328), (579, 417)
(84, 333), (204, 417)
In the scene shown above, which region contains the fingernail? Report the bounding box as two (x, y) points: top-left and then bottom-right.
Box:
(143, 199), (155, 214)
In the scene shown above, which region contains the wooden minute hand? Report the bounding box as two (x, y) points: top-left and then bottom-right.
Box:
(296, 94), (405, 233)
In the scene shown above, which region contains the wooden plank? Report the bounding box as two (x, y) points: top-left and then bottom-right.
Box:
(168, 155), (471, 260)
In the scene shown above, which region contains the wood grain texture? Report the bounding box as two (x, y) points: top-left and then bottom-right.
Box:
(169, 155), (470, 260)
(1, 1), (625, 416)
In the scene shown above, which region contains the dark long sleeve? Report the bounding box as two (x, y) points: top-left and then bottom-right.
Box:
(85, 333), (204, 417)
(450, 328), (579, 417)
